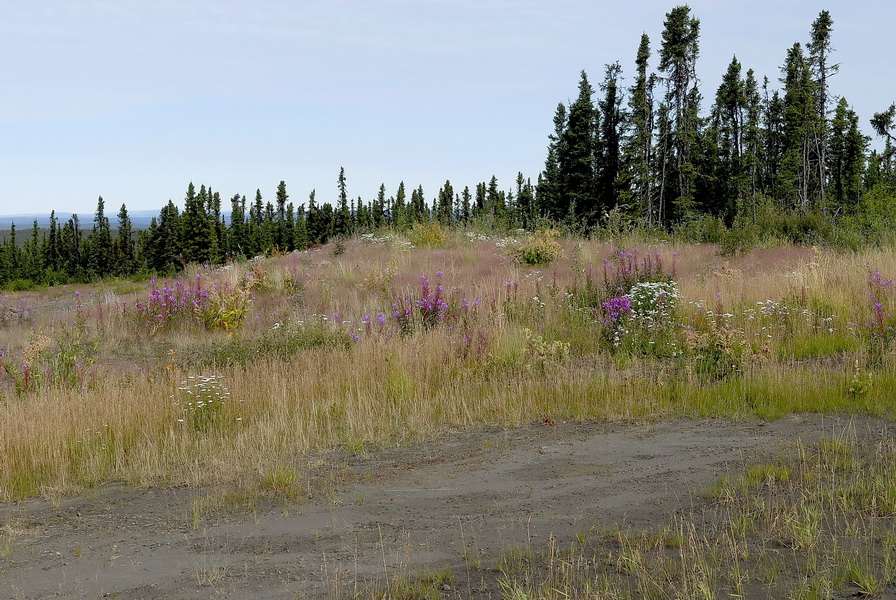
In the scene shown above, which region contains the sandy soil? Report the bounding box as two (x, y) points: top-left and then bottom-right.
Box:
(1, 415), (887, 599)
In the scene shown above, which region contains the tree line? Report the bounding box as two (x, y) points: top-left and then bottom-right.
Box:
(537, 6), (895, 232)
(0, 169), (534, 286)
(2, 6), (896, 287)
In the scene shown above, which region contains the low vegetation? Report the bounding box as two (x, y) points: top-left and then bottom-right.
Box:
(2, 231), (896, 596)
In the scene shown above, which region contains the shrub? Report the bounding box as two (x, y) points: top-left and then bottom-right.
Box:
(504, 229), (563, 266)
(406, 222), (451, 248)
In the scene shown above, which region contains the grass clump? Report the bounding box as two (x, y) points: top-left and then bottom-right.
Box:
(406, 222), (451, 248)
(504, 229), (563, 265)
(497, 432), (896, 599)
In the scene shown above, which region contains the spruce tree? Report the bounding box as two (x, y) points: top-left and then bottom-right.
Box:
(828, 98), (867, 211)
(437, 180), (454, 225)
(275, 180), (289, 249)
(596, 62), (625, 222)
(658, 5), (701, 222)
(294, 201), (309, 250)
(779, 43), (818, 211)
(560, 71), (598, 224)
(60, 215), (84, 279)
(87, 196), (113, 278)
(22, 220), (44, 283)
(710, 56), (747, 221)
(334, 167), (352, 236)
(228, 194), (247, 258)
(537, 103), (568, 220)
(393, 182), (407, 229)
(808, 10), (837, 211)
(114, 203), (136, 276)
(870, 104), (896, 181)
(45, 210), (61, 274)
(623, 33), (656, 225)
(461, 186), (472, 225)
(180, 183), (214, 264)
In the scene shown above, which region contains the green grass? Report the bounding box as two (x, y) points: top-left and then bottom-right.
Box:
(495, 432), (896, 600)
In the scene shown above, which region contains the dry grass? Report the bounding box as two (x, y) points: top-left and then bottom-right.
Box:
(1, 235), (895, 503)
(495, 426), (896, 600)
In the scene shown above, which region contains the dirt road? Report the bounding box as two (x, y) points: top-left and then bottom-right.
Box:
(1, 415), (878, 599)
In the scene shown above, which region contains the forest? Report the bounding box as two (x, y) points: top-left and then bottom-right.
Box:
(1, 6), (895, 288)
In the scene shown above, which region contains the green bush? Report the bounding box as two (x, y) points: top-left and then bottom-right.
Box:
(505, 229), (563, 265)
(406, 222), (451, 248)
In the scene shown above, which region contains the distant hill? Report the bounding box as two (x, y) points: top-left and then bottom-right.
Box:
(0, 210), (231, 231)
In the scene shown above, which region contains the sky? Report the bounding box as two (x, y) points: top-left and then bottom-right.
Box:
(1, 0), (893, 218)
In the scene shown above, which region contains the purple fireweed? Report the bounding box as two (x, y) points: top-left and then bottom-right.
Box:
(601, 295), (633, 325)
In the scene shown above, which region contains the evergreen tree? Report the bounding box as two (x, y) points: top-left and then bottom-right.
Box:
(437, 180), (455, 225)
(393, 182), (407, 229)
(114, 203), (136, 276)
(658, 5), (702, 222)
(808, 10), (837, 211)
(761, 77), (786, 198)
(596, 62), (625, 222)
(870, 103), (896, 181)
(623, 33), (656, 225)
(3, 223), (22, 282)
(275, 180), (289, 249)
(537, 103), (567, 220)
(560, 71), (598, 223)
(263, 201), (276, 252)
(87, 196), (113, 278)
(460, 186), (472, 225)
(228, 194), (247, 258)
(60, 215), (84, 279)
(22, 220), (44, 283)
(374, 184), (387, 229)
(828, 98), (867, 212)
(709, 55), (748, 221)
(143, 201), (181, 274)
(306, 190), (323, 245)
(334, 167), (352, 236)
(285, 202), (296, 250)
(180, 183), (214, 264)
(44, 210), (62, 274)
(209, 190), (224, 264)
(779, 43), (819, 211)
(294, 201), (309, 249)
(742, 69), (763, 213)
(516, 173), (536, 229)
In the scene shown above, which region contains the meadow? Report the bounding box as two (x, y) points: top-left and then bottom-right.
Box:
(2, 228), (896, 598)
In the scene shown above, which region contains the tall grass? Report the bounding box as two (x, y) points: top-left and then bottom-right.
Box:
(0, 235), (895, 501)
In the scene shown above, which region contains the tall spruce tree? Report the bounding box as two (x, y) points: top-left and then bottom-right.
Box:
(710, 56), (748, 221)
(334, 167), (351, 236)
(437, 180), (454, 225)
(808, 10), (837, 212)
(87, 196), (113, 278)
(114, 204), (136, 276)
(275, 180), (289, 249)
(60, 215), (84, 279)
(537, 103), (568, 220)
(779, 43), (819, 211)
(596, 62), (625, 222)
(658, 5), (701, 222)
(560, 71), (598, 224)
(827, 98), (867, 212)
(623, 33), (656, 225)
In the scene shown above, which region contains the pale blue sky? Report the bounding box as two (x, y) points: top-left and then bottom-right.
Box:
(1, 1), (892, 216)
